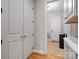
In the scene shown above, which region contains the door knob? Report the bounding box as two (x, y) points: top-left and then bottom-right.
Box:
(21, 36), (24, 38)
(21, 35), (26, 38)
(24, 35), (26, 38)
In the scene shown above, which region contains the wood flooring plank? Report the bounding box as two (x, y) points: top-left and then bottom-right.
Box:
(28, 52), (64, 59)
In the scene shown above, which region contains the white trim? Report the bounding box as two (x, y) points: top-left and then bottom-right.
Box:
(33, 49), (47, 55)
(48, 39), (59, 42)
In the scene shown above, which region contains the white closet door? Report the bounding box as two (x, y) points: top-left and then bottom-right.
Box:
(9, 40), (23, 59)
(24, 36), (34, 59)
(8, 0), (23, 41)
(1, 0), (8, 59)
(24, 0), (34, 35)
(1, 0), (23, 59)
(24, 0), (34, 59)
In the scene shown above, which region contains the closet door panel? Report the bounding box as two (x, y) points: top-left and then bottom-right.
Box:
(8, 0), (23, 42)
(9, 40), (23, 59)
(24, 0), (34, 34)
(24, 36), (34, 59)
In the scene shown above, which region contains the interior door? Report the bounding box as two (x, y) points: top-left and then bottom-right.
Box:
(24, 0), (34, 34)
(1, 0), (9, 59)
(1, 0), (23, 59)
(24, 0), (34, 59)
(24, 36), (34, 59)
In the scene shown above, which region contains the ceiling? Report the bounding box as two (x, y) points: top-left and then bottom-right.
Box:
(47, 0), (63, 13)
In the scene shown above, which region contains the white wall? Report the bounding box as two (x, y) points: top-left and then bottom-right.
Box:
(47, 0), (64, 41)
(47, 12), (63, 41)
(34, 0), (47, 53)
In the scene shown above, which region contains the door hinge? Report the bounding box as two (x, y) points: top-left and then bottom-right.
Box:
(32, 33), (34, 36)
(32, 20), (34, 23)
(32, 7), (34, 10)
(1, 8), (3, 14)
(1, 40), (3, 45)
(32, 47), (34, 49)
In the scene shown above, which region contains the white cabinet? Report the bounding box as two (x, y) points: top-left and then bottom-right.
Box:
(64, 41), (78, 59)
(1, 0), (34, 59)
(64, 0), (73, 19)
(64, 0), (77, 19)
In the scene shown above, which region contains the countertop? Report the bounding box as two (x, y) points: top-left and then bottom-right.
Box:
(64, 36), (78, 54)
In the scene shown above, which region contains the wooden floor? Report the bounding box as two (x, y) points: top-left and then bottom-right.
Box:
(48, 41), (64, 57)
(28, 52), (64, 59)
(28, 40), (64, 59)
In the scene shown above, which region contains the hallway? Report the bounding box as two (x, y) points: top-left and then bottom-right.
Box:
(1, 0), (78, 59)
(28, 41), (64, 59)
(48, 40), (64, 57)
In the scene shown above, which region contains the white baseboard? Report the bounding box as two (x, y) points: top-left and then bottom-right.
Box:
(33, 49), (47, 55)
(48, 39), (59, 42)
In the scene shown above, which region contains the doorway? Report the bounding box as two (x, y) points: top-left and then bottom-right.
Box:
(46, 0), (64, 58)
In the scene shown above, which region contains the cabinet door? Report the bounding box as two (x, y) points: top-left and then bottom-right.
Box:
(1, 0), (23, 59)
(64, 0), (73, 19)
(24, 36), (34, 59)
(64, 42), (77, 59)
